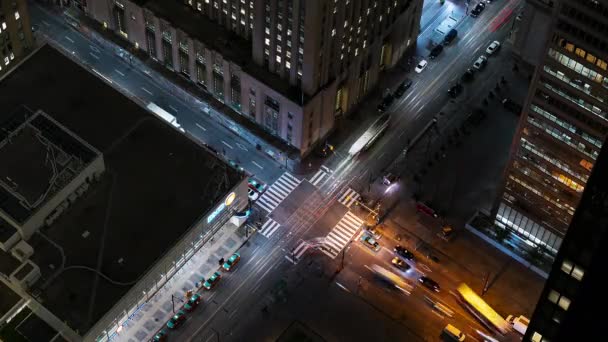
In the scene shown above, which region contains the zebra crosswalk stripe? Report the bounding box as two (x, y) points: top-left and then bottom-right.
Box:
(293, 241), (308, 259)
(256, 172), (301, 213)
(259, 219), (280, 238)
(321, 211), (364, 259)
(310, 170), (326, 186)
(338, 188), (360, 208)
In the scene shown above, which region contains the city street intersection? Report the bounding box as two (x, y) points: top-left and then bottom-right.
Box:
(28, 0), (546, 340)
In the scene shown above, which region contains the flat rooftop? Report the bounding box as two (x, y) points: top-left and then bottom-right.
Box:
(0, 110), (98, 224)
(0, 44), (243, 333)
(0, 280), (21, 318)
(143, 0), (309, 105)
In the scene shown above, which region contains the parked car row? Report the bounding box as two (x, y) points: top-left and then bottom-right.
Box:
(377, 79), (413, 113)
(152, 252), (242, 341)
(449, 40), (502, 98)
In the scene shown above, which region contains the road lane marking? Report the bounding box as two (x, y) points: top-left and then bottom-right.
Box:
(195, 123), (206, 131)
(221, 140), (233, 149)
(89, 52), (100, 60)
(115, 69), (125, 77)
(169, 105), (178, 112)
(335, 282), (351, 293)
(42, 20), (50, 26)
(228, 308), (239, 318)
(236, 143), (248, 151)
(65, 36), (74, 43)
(252, 161), (264, 169)
(141, 87), (153, 95)
(91, 69), (113, 84)
(90, 45), (100, 52)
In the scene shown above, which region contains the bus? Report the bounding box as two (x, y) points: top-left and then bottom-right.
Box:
(369, 264), (413, 294)
(348, 114), (391, 156)
(455, 283), (511, 335)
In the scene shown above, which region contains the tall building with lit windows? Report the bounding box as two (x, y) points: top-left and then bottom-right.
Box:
(492, 0), (608, 259)
(81, 0), (422, 157)
(524, 138), (608, 342)
(0, 0), (34, 77)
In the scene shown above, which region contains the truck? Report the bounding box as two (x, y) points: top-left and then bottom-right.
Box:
(443, 29), (458, 45)
(147, 102), (185, 133)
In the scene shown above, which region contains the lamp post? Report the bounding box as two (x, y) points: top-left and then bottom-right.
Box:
(338, 240), (353, 273)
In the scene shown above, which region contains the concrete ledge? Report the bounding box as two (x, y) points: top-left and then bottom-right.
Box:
(465, 212), (549, 279)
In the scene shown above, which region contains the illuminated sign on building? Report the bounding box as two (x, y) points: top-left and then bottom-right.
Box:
(207, 192), (236, 224)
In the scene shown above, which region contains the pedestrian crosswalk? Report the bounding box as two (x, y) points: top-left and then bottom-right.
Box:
(258, 218), (281, 238)
(322, 211), (364, 259)
(285, 240), (309, 263)
(338, 188), (360, 208)
(309, 165), (333, 187)
(256, 172), (301, 213)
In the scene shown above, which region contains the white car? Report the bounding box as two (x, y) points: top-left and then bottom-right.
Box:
(473, 55), (488, 70)
(414, 60), (428, 73)
(248, 188), (259, 201)
(486, 41), (501, 55)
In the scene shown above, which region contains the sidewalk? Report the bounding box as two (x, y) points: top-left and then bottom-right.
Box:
(111, 221), (250, 342)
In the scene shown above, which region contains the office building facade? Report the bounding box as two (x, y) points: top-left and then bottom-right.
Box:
(493, 0), (608, 258)
(0, 0), (33, 77)
(524, 132), (608, 342)
(82, 0), (422, 156)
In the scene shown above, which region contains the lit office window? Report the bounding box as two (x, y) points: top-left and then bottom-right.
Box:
(558, 296), (571, 311)
(572, 265), (585, 281)
(548, 290), (560, 304)
(15, 11), (20, 20)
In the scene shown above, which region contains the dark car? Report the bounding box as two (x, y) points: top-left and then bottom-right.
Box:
(470, 2), (486, 17)
(394, 245), (415, 260)
(248, 178), (266, 193)
(391, 257), (411, 271)
(443, 29), (458, 45)
(416, 202), (438, 218)
(166, 310), (186, 329)
(429, 44), (444, 59)
(447, 83), (463, 98)
(393, 79), (413, 98)
(502, 98), (523, 114)
(418, 276), (441, 292)
(461, 68), (475, 83)
(184, 293), (202, 312)
(203, 271), (221, 290)
(153, 330), (167, 342)
(315, 142), (335, 157)
(377, 94), (395, 113)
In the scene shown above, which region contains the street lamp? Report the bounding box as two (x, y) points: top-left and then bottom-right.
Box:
(338, 240), (353, 273)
